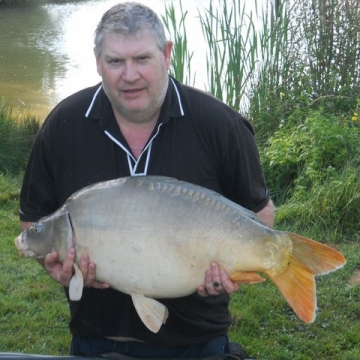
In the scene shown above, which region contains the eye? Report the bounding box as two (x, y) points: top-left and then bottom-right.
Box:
(107, 58), (123, 66)
(137, 56), (150, 63)
(35, 222), (44, 233)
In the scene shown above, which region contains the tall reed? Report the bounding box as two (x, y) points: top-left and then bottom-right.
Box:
(163, 0), (360, 136)
(162, 1), (195, 86)
(199, 0), (258, 113)
(0, 101), (40, 175)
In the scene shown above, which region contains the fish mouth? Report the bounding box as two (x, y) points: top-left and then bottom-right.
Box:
(14, 235), (38, 258)
(14, 235), (25, 257)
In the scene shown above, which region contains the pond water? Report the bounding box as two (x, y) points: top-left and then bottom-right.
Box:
(0, 0), (259, 120)
(0, 0), (210, 119)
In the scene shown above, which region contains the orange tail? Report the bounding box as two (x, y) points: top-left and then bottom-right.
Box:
(267, 232), (346, 323)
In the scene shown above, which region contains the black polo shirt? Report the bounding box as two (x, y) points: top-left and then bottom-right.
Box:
(19, 76), (270, 345)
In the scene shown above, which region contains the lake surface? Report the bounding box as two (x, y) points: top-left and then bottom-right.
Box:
(0, 0), (258, 120)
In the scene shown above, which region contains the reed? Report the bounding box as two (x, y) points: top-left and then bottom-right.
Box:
(164, 0), (360, 138)
(0, 101), (40, 174)
(162, 1), (195, 86)
(162, 0), (360, 238)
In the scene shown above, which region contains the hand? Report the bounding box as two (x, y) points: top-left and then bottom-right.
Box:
(197, 262), (240, 297)
(43, 248), (109, 289)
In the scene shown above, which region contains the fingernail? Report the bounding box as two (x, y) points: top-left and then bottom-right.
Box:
(69, 248), (75, 255)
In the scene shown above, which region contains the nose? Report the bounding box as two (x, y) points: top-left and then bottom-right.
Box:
(122, 62), (140, 82)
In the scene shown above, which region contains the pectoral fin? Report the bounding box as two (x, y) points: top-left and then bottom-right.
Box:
(69, 263), (84, 301)
(131, 293), (169, 333)
(230, 272), (266, 284)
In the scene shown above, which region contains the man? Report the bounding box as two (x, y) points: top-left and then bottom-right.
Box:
(19, 2), (275, 358)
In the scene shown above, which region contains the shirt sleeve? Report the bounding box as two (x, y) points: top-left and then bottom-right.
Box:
(219, 112), (270, 212)
(19, 114), (59, 222)
(200, 102), (270, 213)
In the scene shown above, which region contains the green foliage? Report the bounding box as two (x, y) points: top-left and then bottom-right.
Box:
(261, 108), (359, 239)
(0, 173), (70, 355)
(0, 100), (40, 175)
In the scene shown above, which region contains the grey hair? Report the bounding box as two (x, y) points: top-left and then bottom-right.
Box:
(94, 2), (167, 56)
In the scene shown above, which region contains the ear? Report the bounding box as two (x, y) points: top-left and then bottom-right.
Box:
(164, 41), (173, 70)
(94, 48), (102, 76)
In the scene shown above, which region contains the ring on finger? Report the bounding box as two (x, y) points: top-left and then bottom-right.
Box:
(213, 281), (222, 288)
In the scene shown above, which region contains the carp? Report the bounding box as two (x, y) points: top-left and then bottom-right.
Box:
(15, 176), (346, 333)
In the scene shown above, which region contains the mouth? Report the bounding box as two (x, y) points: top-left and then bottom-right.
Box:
(122, 88), (144, 96)
(14, 236), (24, 257)
(124, 88), (141, 92)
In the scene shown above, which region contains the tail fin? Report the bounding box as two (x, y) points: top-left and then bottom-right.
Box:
(267, 232), (346, 323)
(289, 232), (346, 275)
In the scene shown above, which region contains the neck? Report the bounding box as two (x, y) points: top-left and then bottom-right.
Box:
(114, 113), (158, 156)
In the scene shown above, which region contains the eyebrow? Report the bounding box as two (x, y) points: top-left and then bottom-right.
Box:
(104, 50), (153, 60)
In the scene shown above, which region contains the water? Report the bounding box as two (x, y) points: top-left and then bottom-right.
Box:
(0, 0), (260, 120)
(0, 0), (206, 119)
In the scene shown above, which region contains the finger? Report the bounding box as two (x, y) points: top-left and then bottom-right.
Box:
(60, 248), (76, 285)
(83, 261), (97, 287)
(220, 270), (241, 294)
(79, 254), (109, 289)
(204, 267), (217, 295)
(79, 253), (90, 283)
(44, 251), (58, 269)
(79, 254), (96, 287)
(197, 285), (209, 297)
(91, 281), (110, 290)
(203, 263), (223, 295)
(209, 262), (223, 294)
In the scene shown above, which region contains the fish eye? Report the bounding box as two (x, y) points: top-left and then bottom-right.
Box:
(35, 222), (44, 233)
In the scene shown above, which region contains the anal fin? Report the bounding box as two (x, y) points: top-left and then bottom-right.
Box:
(230, 272), (266, 284)
(131, 293), (168, 333)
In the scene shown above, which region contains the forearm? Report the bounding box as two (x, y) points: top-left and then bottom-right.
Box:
(20, 221), (34, 232)
(256, 199), (275, 228)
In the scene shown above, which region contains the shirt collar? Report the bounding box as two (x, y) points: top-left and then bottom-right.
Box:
(85, 76), (185, 127)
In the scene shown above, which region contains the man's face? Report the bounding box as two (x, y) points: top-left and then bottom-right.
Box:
(95, 31), (173, 124)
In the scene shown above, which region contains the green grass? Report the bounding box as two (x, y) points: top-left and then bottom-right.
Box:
(1, 173), (359, 358)
(0, 174), (70, 354)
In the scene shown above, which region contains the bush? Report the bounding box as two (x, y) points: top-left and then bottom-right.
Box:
(261, 106), (360, 239)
